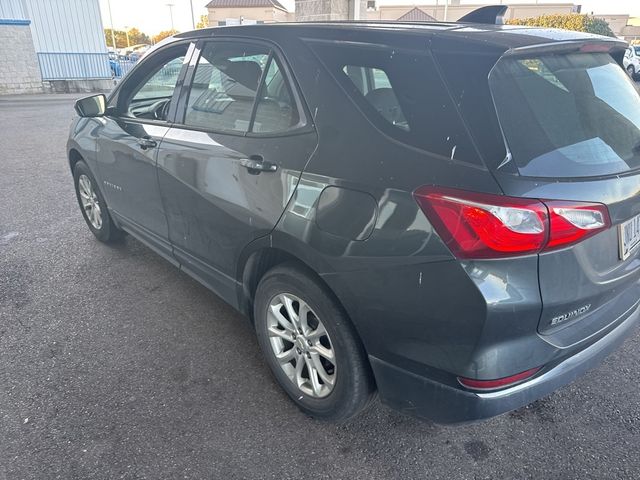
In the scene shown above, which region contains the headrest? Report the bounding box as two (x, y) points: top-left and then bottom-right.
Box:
(365, 88), (405, 125)
(223, 61), (262, 91)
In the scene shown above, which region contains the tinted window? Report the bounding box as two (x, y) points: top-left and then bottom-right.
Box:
(184, 43), (269, 133)
(252, 57), (299, 133)
(309, 42), (482, 165)
(342, 65), (406, 130)
(133, 57), (184, 101)
(119, 43), (188, 120)
(490, 53), (640, 177)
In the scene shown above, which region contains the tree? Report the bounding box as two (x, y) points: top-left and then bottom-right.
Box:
(126, 28), (151, 46)
(196, 14), (209, 29)
(104, 28), (126, 49)
(152, 29), (179, 44)
(507, 14), (614, 37)
(104, 27), (151, 49)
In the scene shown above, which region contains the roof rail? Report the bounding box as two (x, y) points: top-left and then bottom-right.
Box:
(458, 5), (508, 25)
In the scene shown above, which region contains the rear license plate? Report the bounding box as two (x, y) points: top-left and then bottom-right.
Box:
(619, 213), (640, 260)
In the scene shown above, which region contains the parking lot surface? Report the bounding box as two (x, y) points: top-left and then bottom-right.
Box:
(0, 94), (639, 480)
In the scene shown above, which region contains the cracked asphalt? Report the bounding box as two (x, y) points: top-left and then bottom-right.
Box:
(1, 93), (639, 480)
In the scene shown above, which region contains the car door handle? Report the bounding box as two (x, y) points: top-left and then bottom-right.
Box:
(240, 157), (278, 173)
(137, 137), (157, 150)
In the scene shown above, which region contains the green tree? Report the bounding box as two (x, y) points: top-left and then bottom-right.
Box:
(104, 27), (151, 49)
(507, 14), (614, 37)
(152, 29), (179, 44)
(104, 28), (126, 49)
(127, 27), (151, 46)
(196, 14), (209, 29)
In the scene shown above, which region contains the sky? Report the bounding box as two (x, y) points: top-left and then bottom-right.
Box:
(98, 0), (640, 36)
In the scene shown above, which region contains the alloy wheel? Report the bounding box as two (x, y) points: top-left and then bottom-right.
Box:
(267, 293), (336, 398)
(78, 174), (102, 230)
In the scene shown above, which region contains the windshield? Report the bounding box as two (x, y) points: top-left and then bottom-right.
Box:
(635, 46), (640, 55)
(489, 52), (640, 178)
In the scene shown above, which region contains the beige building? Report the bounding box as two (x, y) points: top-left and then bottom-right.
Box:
(365, 2), (579, 22)
(204, 0), (640, 41)
(206, 0), (293, 26)
(590, 14), (640, 41)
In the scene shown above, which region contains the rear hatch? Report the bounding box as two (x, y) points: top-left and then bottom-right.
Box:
(488, 46), (640, 345)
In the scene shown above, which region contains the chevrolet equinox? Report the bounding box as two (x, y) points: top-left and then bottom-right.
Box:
(67, 9), (640, 423)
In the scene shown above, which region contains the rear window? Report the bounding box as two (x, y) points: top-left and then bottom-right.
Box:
(490, 52), (640, 177)
(308, 42), (483, 166)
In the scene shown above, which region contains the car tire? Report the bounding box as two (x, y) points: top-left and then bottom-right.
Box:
(73, 160), (123, 244)
(627, 65), (636, 81)
(254, 264), (376, 422)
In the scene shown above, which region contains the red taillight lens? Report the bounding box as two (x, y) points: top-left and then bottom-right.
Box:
(413, 186), (611, 259)
(545, 201), (611, 250)
(458, 367), (541, 391)
(413, 186), (548, 259)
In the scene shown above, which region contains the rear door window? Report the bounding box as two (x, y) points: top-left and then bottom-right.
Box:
(184, 43), (269, 133)
(489, 52), (640, 177)
(252, 57), (300, 133)
(182, 41), (303, 135)
(308, 42), (483, 166)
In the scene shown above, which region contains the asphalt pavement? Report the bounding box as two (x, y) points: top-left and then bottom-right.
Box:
(0, 93), (639, 480)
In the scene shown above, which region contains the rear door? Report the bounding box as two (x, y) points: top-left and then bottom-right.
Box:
(156, 39), (317, 302)
(487, 49), (640, 345)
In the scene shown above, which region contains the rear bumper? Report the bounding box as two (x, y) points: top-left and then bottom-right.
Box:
(371, 300), (640, 424)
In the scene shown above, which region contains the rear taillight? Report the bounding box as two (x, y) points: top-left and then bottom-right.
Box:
(545, 201), (611, 249)
(413, 186), (611, 259)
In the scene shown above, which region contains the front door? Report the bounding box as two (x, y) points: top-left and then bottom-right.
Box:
(97, 42), (191, 255)
(156, 40), (318, 303)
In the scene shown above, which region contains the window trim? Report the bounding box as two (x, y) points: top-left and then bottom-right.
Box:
(106, 40), (196, 126)
(173, 36), (313, 138)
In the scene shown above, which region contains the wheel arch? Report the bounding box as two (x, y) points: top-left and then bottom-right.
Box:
(68, 147), (84, 173)
(237, 240), (362, 339)
(238, 244), (327, 317)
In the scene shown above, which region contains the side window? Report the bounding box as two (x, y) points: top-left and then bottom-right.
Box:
(252, 57), (300, 133)
(309, 42), (483, 165)
(184, 43), (269, 132)
(183, 41), (303, 134)
(120, 44), (188, 121)
(343, 65), (407, 131)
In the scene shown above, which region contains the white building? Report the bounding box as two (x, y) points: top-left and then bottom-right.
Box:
(0, 0), (112, 94)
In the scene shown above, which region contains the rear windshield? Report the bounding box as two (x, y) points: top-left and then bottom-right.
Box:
(489, 52), (640, 177)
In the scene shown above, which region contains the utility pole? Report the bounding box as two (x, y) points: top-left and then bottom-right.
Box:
(443, 0), (448, 22)
(189, 0), (196, 29)
(124, 25), (130, 47)
(166, 3), (175, 30)
(106, 0), (117, 50)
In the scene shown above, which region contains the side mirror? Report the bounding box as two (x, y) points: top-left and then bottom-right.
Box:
(75, 94), (107, 117)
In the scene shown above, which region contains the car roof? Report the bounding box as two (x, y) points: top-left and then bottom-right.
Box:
(174, 21), (626, 52)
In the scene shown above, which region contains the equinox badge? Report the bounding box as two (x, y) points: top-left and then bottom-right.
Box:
(550, 304), (592, 326)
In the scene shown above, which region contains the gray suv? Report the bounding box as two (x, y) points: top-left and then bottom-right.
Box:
(68, 11), (640, 423)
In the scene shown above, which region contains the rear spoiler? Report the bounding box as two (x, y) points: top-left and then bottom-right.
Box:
(502, 40), (628, 58)
(458, 5), (508, 25)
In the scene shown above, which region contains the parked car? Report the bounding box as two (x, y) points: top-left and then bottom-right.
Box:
(623, 45), (640, 80)
(68, 11), (640, 424)
(107, 51), (122, 78)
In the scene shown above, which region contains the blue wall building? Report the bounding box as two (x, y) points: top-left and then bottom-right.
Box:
(0, 0), (112, 93)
